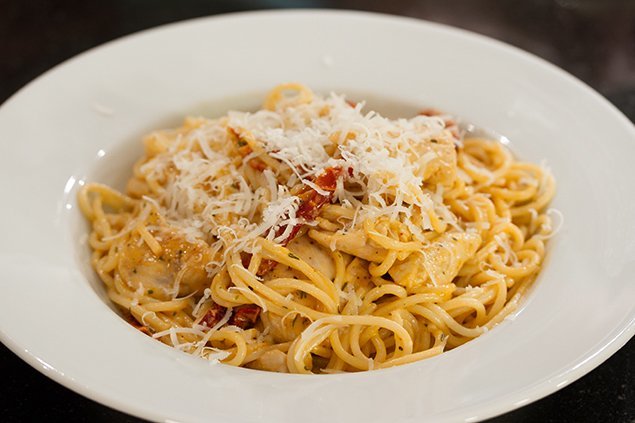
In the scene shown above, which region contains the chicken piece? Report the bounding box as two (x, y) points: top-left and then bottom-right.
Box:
(286, 235), (336, 281)
(247, 349), (289, 373)
(389, 232), (481, 289)
(118, 231), (214, 300)
(308, 229), (387, 263)
(410, 132), (457, 187)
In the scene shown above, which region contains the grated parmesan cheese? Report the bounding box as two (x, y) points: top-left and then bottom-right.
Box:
(135, 90), (458, 275)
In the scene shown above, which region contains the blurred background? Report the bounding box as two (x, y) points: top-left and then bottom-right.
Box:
(1, 1), (633, 422)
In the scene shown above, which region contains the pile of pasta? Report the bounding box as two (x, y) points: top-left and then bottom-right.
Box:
(79, 83), (555, 373)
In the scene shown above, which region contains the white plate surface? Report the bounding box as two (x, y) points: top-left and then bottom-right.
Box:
(0, 10), (634, 423)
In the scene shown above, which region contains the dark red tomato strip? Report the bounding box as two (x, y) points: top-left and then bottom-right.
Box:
(199, 303), (261, 330)
(256, 167), (344, 276)
(199, 302), (227, 328)
(228, 304), (261, 329)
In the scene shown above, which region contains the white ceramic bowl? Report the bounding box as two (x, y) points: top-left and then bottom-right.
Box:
(0, 10), (633, 423)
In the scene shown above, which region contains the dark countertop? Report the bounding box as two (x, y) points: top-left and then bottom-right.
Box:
(1, 1), (633, 422)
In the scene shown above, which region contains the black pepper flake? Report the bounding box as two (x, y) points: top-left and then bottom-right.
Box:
(288, 252), (300, 260)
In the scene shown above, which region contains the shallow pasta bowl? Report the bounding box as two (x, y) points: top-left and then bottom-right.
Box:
(0, 9), (634, 423)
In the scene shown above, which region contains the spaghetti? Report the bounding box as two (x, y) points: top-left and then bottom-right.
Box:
(79, 83), (556, 373)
